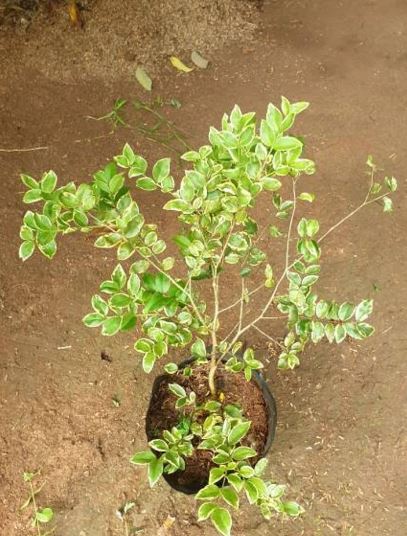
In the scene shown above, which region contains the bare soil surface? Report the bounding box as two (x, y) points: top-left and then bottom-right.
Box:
(1, 0), (407, 535)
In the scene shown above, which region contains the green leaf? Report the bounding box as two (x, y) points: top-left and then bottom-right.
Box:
(92, 294), (109, 315)
(274, 136), (302, 151)
(117, 242), (135, 260)
(148, 457), (164, 486)
(35, 507), (53, 524)
(209, 467), (226, 485)
(356, 322), (375, 338)
(19, 225), (34, 241)
(197, 502), (217, 521)
(120, 312), (137, 331)
(168, 383), (187, 398)
(383, 196), (393, 212)
(109, 173), (125, 194)
(34, 214), (52, 230)
(334, 324), (347, 344)
(134, 338), (152, 353)
(130, 451), (156, 465)
(254, 458), (268, 476)
(191, 338), (206, 358)
(131, 259), (149, 273)
(21, 174), (38, 189)
(122, 143), (135, 165)
(291, 101), (309, 115)
(38, 240), (57, 259)
(260, 119), (276, 147)
(345, 322), (364, 340)
(384, 176), (397, 192)
(136, 177), (157, 191)
(311, 320), (325, 343)
(102, 316), (122, 336)
(262, 177), (282, 191)
(298, 192), (315, 202)
(94, 233), (122, 249)
(110, 293), (131, 307)
(143, 352), (156, 373)
(163, 199), (192, 212)
(128, 156), (148, 177)
(228, 421), (251, 445)
(220, 487), (239, 509)
(23, 189), (43, 204)
(324, 323), (335, 343)
(355, 299), (373, 321)
(248, 476), (267, 498)
(196, 484), (221, 500)
(164, 362), (178, 374)
(161, 257), (175, 271)
(135, 66), (152, 91)
(227, 473), (244, 492)
(152, 158), (171, 182)
(244, 479), (258, 504)
(127, 273), (141, 295)
(40, 171), (57, 193)
(282, 501), (303, 516)
(181, 150), (200, 162)
(338, 302), (355, 321)
(302, 274), (318, 287)
(316, 300), (329, 319)
(112, 264), (126, 288)
(100, 280), (119, 294)
(149, 439), (168, 452)
(210, 507), (232, 536)
(232, 446), (257, 461)
(305, 219), (319, 237)
(19, 241), (35, 261)
(152, 239), (166, 255)
(82, 312), (105, 327)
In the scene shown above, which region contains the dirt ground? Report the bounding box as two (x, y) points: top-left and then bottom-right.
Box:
(1, 0), (407, 535)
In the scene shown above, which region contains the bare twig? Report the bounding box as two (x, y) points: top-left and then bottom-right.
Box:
(0, 146), (48, 153)
(251, 324), (284, 349)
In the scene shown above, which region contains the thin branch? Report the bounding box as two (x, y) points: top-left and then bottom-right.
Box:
(318, 192), (389, 245)
(285, 179), (297, 270)
(0, 145), (48, 153)
(220, 320), (240, 345)
(238, 279), (245, 332)
(251, 324), (284, 349)
(218, 283), (263, 315)
(217, 178), (298, 360)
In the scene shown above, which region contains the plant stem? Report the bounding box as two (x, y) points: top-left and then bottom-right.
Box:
(208, 261), (219, 396)
(29, 481), (41, 536)
(208, 226), (234, 395)
(318, 192), (388, 244)
(217, 178), (298, 360)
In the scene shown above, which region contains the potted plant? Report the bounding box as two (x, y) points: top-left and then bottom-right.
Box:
(18, 98), (397, 535)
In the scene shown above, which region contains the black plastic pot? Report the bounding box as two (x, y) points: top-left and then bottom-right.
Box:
(145, 355), (277, 494)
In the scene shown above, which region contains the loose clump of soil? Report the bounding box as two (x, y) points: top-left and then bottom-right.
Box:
(0, 0), (260, 82)
(146, 361), (271, 493)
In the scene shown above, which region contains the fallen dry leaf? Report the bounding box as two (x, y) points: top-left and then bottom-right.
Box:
(170, 56), (193, 73)
(135, 66), (152, 91)
(191, 51), (209, 69)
